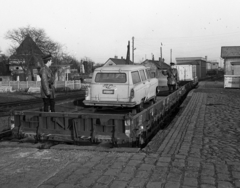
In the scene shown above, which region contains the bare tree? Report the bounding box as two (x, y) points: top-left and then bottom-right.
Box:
(5, 25), (61, 55)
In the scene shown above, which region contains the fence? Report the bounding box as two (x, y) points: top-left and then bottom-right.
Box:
(0, 80), (89, 91)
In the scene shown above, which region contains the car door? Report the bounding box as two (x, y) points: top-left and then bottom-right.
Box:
(139, 69), (150, 100)
(146, 69), (157, 98)
(131, 70), (145, 104)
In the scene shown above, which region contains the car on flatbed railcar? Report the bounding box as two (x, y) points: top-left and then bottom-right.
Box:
(83, 65), (159, 112)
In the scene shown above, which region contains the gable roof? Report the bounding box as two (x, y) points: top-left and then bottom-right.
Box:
(221, 46), (240, 58)
(10, 35), (44, 60)
(142, 59), (170, 69)
(105, 58), (133, 65)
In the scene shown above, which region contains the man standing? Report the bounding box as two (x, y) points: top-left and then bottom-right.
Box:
(162, 62), (179, 93)
(39, 54), (55, 112)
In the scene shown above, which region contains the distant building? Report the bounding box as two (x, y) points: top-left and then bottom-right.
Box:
(141, 58), (170, 87)
(206, 61), (219, 70)
(8, 35), (44, 81)
(141, 58), (170, 77)
(0, 55), (11, 81)
(103, 56), (133, 66)
(221, 46), (240, 75)
(175, 57), (207, 80)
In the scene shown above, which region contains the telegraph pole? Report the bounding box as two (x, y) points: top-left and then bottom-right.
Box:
(160, 46), (162, 60)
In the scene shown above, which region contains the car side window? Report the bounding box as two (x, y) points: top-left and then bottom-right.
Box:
(131, 71), (141, 84)
(151, 72), (155, 78)
(146, 69), (151, 79)
(139, 70), (146, 81)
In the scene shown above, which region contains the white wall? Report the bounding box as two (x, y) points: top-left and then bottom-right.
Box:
(224, 58), (240, 75)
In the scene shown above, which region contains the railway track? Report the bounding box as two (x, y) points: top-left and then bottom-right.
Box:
(0, 90), (86, 117)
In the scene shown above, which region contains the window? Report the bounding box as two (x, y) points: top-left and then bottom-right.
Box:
(139, 70), (147, 81)
(95, 73), (126, 83)
(131, 71), (141, 84)
(146, 69), (151, 79)
(151, 72), (155, 78)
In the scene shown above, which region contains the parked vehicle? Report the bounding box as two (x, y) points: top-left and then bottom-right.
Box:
(83, 65), (159, 112)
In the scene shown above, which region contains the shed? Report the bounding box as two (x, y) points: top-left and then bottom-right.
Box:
(221, 46), (240, 75)
(175, 57), (207, 80)
(221, 46), (240, 88)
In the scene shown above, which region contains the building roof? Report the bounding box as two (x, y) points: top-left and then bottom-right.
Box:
(105, 58), (133, 65)
(142, 59), (170, 69)
(95, 64), (146, 72)
(10, 35), (44, 60)
(176, 57), (207, 62)
(221, 46), (240, 58)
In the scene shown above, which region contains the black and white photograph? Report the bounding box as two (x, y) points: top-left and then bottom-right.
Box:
(0, 0), (240, 187)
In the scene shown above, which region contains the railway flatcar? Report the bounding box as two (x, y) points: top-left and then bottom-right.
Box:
(12, 80), (195, 147)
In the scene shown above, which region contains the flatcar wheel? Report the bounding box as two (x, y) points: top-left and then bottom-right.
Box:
(139, 134), (145, 146)
(136, 101), (144, 113)
(153, 95), (157, 103)
(149, 100), (154, 106)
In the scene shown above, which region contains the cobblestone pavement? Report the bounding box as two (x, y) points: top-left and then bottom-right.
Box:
(0, 81), (240, 188)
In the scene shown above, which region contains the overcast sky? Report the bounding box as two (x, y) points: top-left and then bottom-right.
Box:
(1, 0), (240, 65)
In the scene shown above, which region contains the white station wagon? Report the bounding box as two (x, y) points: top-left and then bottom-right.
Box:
(83, 65), (159, 112)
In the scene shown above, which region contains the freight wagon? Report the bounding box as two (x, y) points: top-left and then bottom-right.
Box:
(13, 81), (195, 147)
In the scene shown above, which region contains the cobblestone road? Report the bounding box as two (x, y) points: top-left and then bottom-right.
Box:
(0, 81), (240, 188)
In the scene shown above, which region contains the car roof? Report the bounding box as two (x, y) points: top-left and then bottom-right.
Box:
(95, 65), (148, 72)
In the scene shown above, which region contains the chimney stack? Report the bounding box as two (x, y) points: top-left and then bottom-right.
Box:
(114, 56), (118, 59)
(159, 57), (162, 68)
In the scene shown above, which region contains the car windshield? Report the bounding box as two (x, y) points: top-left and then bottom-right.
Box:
(95, 73), (127, 83)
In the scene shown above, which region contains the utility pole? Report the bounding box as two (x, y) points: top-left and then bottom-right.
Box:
(170, 49), (172, 63)
(132, 37), (136, 64)
(160, 46), (162, 60)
